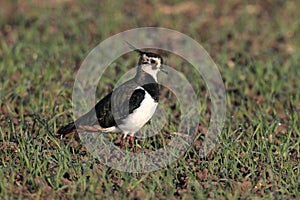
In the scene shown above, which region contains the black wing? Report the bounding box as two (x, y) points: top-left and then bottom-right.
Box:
(75, 91), (115, 128)
(58, 91), (116, 135)
(58, 79), (158, 135)
(75, 79), (142, 128)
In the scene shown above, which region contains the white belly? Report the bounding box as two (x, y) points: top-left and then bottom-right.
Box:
(118, 90), (158, 134)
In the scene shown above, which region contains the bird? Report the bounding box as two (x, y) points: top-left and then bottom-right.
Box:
(57, 47), (167, 149)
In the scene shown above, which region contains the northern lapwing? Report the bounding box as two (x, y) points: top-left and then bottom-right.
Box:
(57, 48), (167, 149)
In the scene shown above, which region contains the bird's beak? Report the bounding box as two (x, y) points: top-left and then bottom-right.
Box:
(160, 66), (168, 74)
(161, 67), (168, 74)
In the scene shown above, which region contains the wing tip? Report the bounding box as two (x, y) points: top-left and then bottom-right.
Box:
(57, 122), (75, 135)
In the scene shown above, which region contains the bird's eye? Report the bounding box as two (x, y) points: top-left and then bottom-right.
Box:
(151, 60), (156, 64)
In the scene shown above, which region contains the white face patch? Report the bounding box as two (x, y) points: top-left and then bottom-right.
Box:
(141, 55), (162, 81)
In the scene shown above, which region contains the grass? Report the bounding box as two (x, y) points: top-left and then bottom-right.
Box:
(0, 0), (299, 199)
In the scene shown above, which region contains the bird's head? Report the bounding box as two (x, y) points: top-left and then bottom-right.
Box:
(136, 51), (167, 81)
(126, 42), (167, 81)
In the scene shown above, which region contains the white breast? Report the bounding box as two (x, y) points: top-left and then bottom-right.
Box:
(118, 87), (158, 134)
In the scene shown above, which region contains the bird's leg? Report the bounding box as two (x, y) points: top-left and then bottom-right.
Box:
(129, 135), (136, 153)
(120, 133), (128, 149)
(129, 135), (134, 148)
(120, 137), (125, 149)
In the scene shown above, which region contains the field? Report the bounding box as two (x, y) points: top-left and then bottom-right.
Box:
(0, 0), (299, 199)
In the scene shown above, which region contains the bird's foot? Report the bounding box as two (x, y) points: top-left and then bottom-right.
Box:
(120, 136), (136, 153)
(129, 135), (136, 153)
(120, 137), (125, 149)
(129, 135), (134, 147)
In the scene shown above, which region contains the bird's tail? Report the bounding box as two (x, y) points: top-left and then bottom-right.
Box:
(57, 121), (76, 135)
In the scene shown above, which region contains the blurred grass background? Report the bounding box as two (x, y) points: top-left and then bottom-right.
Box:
(0, 0), (299, 199)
